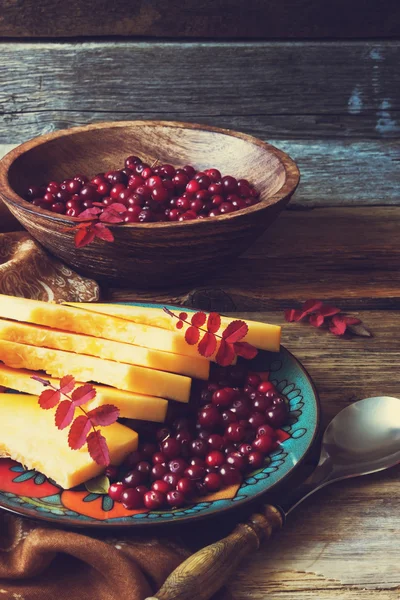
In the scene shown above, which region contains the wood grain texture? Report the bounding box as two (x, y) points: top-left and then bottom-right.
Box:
(0, 121), (299, 287)
(0, 0), (399, 39)
(178, 309), (400, 599)
(106, 207), (400, 310)
(0, 41), (399, 143)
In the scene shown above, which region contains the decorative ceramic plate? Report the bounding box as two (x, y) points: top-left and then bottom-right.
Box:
(0, 304), (320, 528)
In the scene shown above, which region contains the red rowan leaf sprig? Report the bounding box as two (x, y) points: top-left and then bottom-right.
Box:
(32, 375), (120, 465)
(66, 203), (129, 248)
(284, 299), (371, 337)
(163, 308), (258, 366)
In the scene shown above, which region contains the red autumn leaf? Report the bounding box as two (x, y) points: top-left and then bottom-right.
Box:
(32, 375), (51, 387)
(329, 315), (347, 336)
(87, 404), (120, 426)
(300, 299), (323, 315)
(185, 326), (200, 345)
(319, 305), (341, 317)
(191, 312), (207, 328)
(75, 226), (96, 248)
(215, 339), (236, 366)
(38, 388), (61, 409)
(176, 321), (184, 330)
(71, 384), (97, 407)
(78, 207), (102, 220)
(55, 400), (75, 430)
(222, 320), (248, 344)
(207, 312), (221, 334)
(284, 309), (303, 322)
(99, 209), (125, 224)
(87, 430), (110, 466)
(68, 415), (91, 450)
(107, 203), (127, 214)
(93, 223), (114, 242)
(179, 312), (188, 321)
(59, 375), (76, 395)
(198, 331), (217, 357)
(92, 201), (105, 207)
(341, 316), (362, 326)
(233, 341), (258, 360)
(309, 313), (325, 328)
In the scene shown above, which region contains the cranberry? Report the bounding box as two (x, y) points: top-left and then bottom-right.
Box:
(47, 182), (60, 194)
(252, 434), (274, 454)
(152, 452), (166, 465)
(96, 181), (110, 196)
(232, 197), (247, 210)
(108, 482), (125, 502)
(226, 452), (247, 472)
(198, 406), (220, 429)
(190, 199), (204, 213)
(221, 176), (238, 194)
(124, 211), (140, 223)
(184, 465), (205, 480)
(42, 192), (55, 204)
(265, 405), (288, 428)
(209, 183), (223, 195)
(173, 417), (191, 432)
(219, 464), (242, 485)
(206, 451), (225, 468)
(67, 207), (80, 217)
(208, 209), (220, 217)
(191, 439), (208, 457)
(80, 184), (99, 201)
(169, 208), (181, 221)
(136, 461), (151, 476)
(248, 451), (264, 469)
(257, 424), (276, 438)
(225, 423), (246, 442)
(135, 485), (149, 496)
(238, 443), (253, 456)
(258, 381), (275, 394)
(169, 458), (188, 476)
(177, 478), (196, 497)
(183, 165), (196, 178)
(102, 196), (114, 207)
(175, 430), (193, 448)
(27, 185), (44, 198)
(196, 481), (208, 496)
(252, 395), (273, 412)
(196, 426), (211, 441)
(151, 463), (168, 480)
(163, 472), (180, 488)
(123, 470), (144, 487)
(128, 175), (145, 190)
(221, 410), (238, 425)
(107, 170), (128, 185)
(140, 167), (153, 180)
(196, 175), (211, 189)
(248, 412), (266, 429)
(212, 387), (236, 408)
(205, 168), (221, 182)
(186, 179), (201, 194)
(110, 184), (126, 199)
(166, 490), (186, 507)
(220, 202), (234, 214)
(125, 155), (142, 169)
(173, 173), (189, 188)
(156, 427), (171, 442)
(51, 202), (66, 214)
(105, 465), (119, 481)
(231, 397), (250, 419)
(246, 373), (261, 388)
(160, 437), (181, 459)
(224, 443), (237, 456)
(67, 179), (82, 194)
(179, 210), (197, 221)
(121, 488), (144, 509)
(144, 490), (166, 510)
(151, 479), (171, 494)
(73, 175), (88, 185)
(204, 472), (222, 492)
(272, 395), (286, 407)
(190, 457), (206, 467)
(208, 434), (225, 451)
(138, 209), (154, 222)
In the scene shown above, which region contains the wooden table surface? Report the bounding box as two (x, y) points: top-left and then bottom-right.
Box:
(1, 71), (400, 599)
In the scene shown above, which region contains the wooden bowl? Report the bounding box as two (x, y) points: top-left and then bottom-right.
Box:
(0, 121), (299, 288)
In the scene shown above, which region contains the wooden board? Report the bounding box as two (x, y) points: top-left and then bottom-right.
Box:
(106, 207), (400, 310)
(0, 0), (399, 39)
(0, 41), (399, 143)
(180, 309), (400, 599)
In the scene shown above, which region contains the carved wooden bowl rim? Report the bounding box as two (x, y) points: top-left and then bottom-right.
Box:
(0, 120), (300, 230)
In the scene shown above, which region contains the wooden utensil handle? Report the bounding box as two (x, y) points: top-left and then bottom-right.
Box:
(145, 504), (284, 600)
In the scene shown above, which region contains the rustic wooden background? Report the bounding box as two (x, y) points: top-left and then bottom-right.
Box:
(0, 3), (399, 599)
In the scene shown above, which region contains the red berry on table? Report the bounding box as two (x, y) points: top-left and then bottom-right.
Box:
(186, 179), (201, 194)
(151, 463), (168, 480)
(168, 458), (188, 476)
(219, 464), (242, 485)
(205, 168), (221, 182)
(152, 452), (166, 465)
(206, 451), (225, 468)
(151, 480), (171, 494)
(204, 472), (222, 492)
(258, 381), (275, 394)
(208, 434), (225, 451)
(247, 451), (264, 469)
(225, 423), (246, 442)
(257, 424), (276, 438)
(265, 405), (288, 428)
(212, 387), (236, 408)
(198, 405), (220, 429)
(226, 452), (247, 472)
(238, 443), (253, 456)
(252, 434), (274, 454)
(221, 176), (238, 194)
(191, 439), (208, 457)
(177, 477), (196, 497)
(248, 412), (266, 429)
(160, 437), (181, 459)
(123, 470), (144, 488)
(184, 465), (206, 480)
(163, 472), (180, 488)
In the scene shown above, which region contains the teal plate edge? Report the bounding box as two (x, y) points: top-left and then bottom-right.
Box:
(0, 303), (320, 528)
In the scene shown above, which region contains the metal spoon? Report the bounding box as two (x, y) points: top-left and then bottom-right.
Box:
(146, 396), (400, 600)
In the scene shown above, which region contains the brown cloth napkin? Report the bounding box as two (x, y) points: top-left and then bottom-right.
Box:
(0, 218), (231, 600)
(0, 231), (99, 302)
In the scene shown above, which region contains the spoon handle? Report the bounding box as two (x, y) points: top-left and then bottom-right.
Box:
(144, 504), (284, 600)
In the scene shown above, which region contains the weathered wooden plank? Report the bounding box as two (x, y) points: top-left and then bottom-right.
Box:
(0, 0), (399, 39)
(106, 207), (400, 308)
(0, 41), (399, 142)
